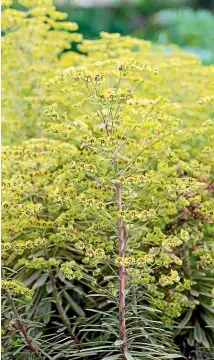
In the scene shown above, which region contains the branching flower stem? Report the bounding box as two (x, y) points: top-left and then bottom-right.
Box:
(44, 248), (82, 349)
(118, 131), (172, 177)
(47, 265), (82, 349)
(2, 269), (40, 358)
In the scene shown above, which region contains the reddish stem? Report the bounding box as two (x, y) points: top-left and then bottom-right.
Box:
(43, 248), (82, 349)
(2, 270), (40, 358)
(115, 183), (127, 357)
(16, 321), (40, 358)
(48, 266), (82, 349)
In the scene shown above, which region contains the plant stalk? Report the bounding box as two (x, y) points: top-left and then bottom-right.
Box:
(48, 266), (82, 349)
(115, 183), (127, 356)
(2, 270), (40, 358)
(183, 244), (192, 279)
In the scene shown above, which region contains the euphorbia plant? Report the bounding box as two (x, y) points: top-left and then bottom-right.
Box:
(2, 2), (214, 358)
(44, 57), (214, 357)
(4, 51), (208, 358)
(74, 33), (214, 348)
(2, 56), (187, 358)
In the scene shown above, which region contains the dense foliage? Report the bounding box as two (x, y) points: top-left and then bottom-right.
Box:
(1, 1), (214, 359)
(2, 0), (82, 144)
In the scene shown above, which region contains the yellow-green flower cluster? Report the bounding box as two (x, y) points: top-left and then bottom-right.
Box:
(1, 280), (34, 301)
(1, 238), (47, 255)
(60, 260), (83, 280)
(159, 270), (180, 287)
(18, 257), (60, 269)
(83, 247), (107, 266)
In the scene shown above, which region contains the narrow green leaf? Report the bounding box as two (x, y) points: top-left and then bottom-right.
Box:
(122, 288), (129, 296)
(174, 310), (193, 336)
(125, 351), (135, 360)
(103, 355), (120, 360)
(161, 355), (183, 359)
(63, 291), (85, 317)
(200, 327), (210, 348)
(200, 292), (214, 298)
(32, 274), (49, 290)
(190, 289), (199, 297)
(104, 276), (117, 281)
(194, 319), (202, 343)
(13, 344), (27, 355)
(24, 270), (42, 287)
(114, 339), (124, 346)
(200, 312), (214, 327)
(46, 281), (53, 294)
(201, 303), (214, 314)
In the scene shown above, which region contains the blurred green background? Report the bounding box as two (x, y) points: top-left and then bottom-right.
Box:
(54, 0), (214, 64)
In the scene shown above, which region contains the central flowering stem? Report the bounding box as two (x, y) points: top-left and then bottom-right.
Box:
(115, 183), (127, 356)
